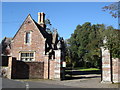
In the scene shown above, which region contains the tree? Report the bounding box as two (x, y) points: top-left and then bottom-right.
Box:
(102, 2), (120, 59)
(45, 19), (52, 34)
(104, 26), (120, 58)
(102, 2), (120, 18)
(66, 21), (120, 68)
(66, 22), (104, 68)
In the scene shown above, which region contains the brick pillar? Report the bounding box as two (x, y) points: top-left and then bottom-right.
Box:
(112, 58), (120, 83)
(49, 60), (55, 79)
(101, 47), (112, 83)
(7, 56), (12, 79)
(44, 55), (49, 79)
(54, 50), (61, 79)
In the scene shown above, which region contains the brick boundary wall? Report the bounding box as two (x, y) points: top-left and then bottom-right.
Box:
(8, 57), (44, 79)
(112, 58), (120, 83)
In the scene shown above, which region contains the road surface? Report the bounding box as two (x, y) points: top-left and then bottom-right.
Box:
(2, 77), (75, 89)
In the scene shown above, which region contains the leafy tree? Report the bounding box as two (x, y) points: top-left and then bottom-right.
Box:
(45, 19), (52, 34)
(104, 26), (120, 58)
(66, 22), (105, 68)
(102, 2), (120, 18)
(65, 22), (119, 68)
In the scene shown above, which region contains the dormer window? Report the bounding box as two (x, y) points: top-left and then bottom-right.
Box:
(25, 32), (30, 44)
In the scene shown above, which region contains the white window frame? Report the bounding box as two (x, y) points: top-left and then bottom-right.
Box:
(19, 51), (35, 62)
(24, 31), (32, 45)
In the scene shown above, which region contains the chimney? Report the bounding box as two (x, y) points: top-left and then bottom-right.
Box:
(38, 12), (41, 24)
(38, 12), (46, 28)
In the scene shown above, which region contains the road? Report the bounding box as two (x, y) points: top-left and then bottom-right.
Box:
(1, 73), (119, 89)
(2, 77), (26, 88)
(1, 77), (75, 89)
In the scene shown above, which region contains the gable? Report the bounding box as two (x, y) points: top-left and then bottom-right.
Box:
(12, 14), (46, 41)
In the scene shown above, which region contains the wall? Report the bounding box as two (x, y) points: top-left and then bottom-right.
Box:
(112, 58), (120, 83)
(101, 47), (120, 83)
(8, 57), (44, 79)
(11, 15), (46, 62)
(54, 50), (61, 79)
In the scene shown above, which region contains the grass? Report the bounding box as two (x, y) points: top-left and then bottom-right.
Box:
(78, 68), (100, 71)
(66, 67), (100, 71)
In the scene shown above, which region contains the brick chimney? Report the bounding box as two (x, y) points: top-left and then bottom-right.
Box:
(38, 12), (46, 28)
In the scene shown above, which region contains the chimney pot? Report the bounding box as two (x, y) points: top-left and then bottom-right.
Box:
(38, 12), (46, 29)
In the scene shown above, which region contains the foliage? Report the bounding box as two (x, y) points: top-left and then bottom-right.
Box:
(45, 19), (53, 34)
(65, 22), (120, 68)
(102, 2), (120, 18)
(104, 26), (120, 58)
(65, 22), (103, 68)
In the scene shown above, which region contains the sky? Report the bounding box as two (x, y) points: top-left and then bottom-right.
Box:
(2, 2), (118, 40)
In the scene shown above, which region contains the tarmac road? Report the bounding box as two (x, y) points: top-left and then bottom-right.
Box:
(1, 77), (75, 89)
(2, 77), (26, 88)
(1, 73), (119, 89)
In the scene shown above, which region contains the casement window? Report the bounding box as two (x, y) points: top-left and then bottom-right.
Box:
(25, 32), (31, 44)
(20, 52), (35, 62)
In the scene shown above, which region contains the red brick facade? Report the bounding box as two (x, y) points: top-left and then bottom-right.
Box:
(5, 12), (65, 80)
(11, 15), (46, 62)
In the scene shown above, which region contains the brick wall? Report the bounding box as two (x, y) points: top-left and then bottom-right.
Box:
(54, 50), (61, 79)
(43, 55), (49, 79)
(8, 57), (44, 79)
(101, 47), (120, 83)
(11, 15), (46, 62)
(49, 60), (55, 79)
(112, 58), (120, 83)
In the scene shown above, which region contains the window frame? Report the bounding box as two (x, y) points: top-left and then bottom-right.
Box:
(25, 32), (30, 44)
(20, 51), (35, 62)
(24, 31), (32, 45)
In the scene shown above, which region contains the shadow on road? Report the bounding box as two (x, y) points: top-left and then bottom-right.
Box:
(65, 75), (101, 80)
(64, 70), (101, 80)
(66, 70), (101, 75)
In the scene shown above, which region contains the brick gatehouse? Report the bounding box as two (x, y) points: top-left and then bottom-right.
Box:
(1, 12), (65, 80)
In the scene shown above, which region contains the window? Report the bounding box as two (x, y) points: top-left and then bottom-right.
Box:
(20, 52), (35, 62)
(25, 32), (30, 44)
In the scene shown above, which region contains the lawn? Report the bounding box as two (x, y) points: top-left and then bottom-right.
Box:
(77, 68), (100, 71)
(66, 67), (100, 71)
